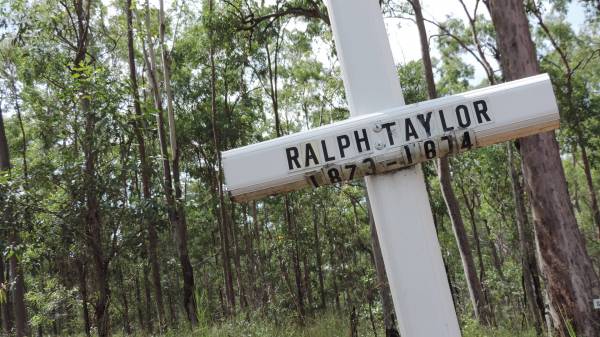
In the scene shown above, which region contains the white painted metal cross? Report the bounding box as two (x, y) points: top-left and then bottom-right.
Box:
(222, 0), (559, 336)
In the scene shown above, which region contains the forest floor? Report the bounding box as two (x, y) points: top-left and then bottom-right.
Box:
(96, 312), (538, 337)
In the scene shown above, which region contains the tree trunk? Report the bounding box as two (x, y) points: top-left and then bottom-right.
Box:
(143, 0), (196, 324)
(0, 101), (9, 170)
(230, 206), (247, 310)
(0, 110), (9, 334)
(117, 267), (132, 335)
(349, 306), (358, 337)
(10, 67), (29, 337)
(579, 139), (600, 239)
(208, 0), (236, 315)
(9, 232), (27, 337)
(508, 144), (545, 334)
(167, 278), (178, 326)
(156, 0), (197, 325)
(368, 202), (400, 337)
(134, 272), (146, 334)
(253, 202), (267, 308)
(1, 85), (28, 337)
(76, 259), (91, 337)
(143, 266), (153, 334)
(0, 247), (11, 335)
(531, 3), (600, 241)
(82, 82), (110, 337)
(70, 2), (111, 336)
(489, 1), (600, 336)
(482, 220), (505, 281)
(312, 204), (326, 310)
(303, 254), (313, 311)
(410, 0), (492, 325)
(0, 109), (11, 335)
(124, 0), (166, 329)
(265, 19), (305, 323)
(332, 259), (340, 311)
(242, 205), (258, 308)
(287, 201), (306, 324)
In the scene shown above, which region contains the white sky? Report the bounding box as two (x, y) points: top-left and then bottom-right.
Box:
(385, 0), (587, 83)
(2, 0), (587, 119)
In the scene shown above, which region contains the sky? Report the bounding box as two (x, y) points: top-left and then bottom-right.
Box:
(1, 0), (589, 119)
(384, 0), (587, 83)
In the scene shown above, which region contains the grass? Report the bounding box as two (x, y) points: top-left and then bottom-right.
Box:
(98, 312), (539, 337)
(162, 312), (372, 337)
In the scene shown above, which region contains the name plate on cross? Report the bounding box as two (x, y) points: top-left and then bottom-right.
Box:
(223, 74), (558, 202)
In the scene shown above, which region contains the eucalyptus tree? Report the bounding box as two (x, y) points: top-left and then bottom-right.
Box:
(122, 0), (167, 329)
(0, 87), (28, 337)
(140, 0), (199, 325)
(489, 0), (600, 336)
(530, 1), (600, 239)
(415, 0), (547, 329)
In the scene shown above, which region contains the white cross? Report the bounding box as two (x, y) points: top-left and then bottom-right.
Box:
(222, 0), (559, 336)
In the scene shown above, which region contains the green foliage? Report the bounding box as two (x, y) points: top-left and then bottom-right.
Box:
(0, 0), (598, 336)
(460, 318), (538, 337)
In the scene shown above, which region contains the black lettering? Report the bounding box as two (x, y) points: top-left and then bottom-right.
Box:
(382, 122), (396, 145)
(345, 164), (357, 180)
(286, 147), (301, 170)
(439, 109), (454, 132)
(354, 129), (371, 152)
(473, 100), (491, 124)
(321, 140), (335, 162)
(405, 118), (419, 141)
(424, 140), (437, 159)
(305, 143), (319, 167)
(403, 145), (413, 164)
(362, 158), (376, 175)
(337, 135), (351, 158)
(461, 131), (473, 150)
(417, 112), (433, 136)
(456, 105), (471, 128)
(328, 168), (342, 184)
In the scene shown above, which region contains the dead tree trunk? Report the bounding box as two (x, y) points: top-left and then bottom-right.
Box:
(489, 1), (600, 336)
(410, 0), (492, 325)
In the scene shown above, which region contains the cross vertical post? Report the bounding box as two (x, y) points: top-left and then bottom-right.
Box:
(324, 0), (462, 335)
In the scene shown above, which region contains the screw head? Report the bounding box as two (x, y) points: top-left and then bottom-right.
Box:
(375, 141), (385, 150)
(373, 123), (382, 132)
